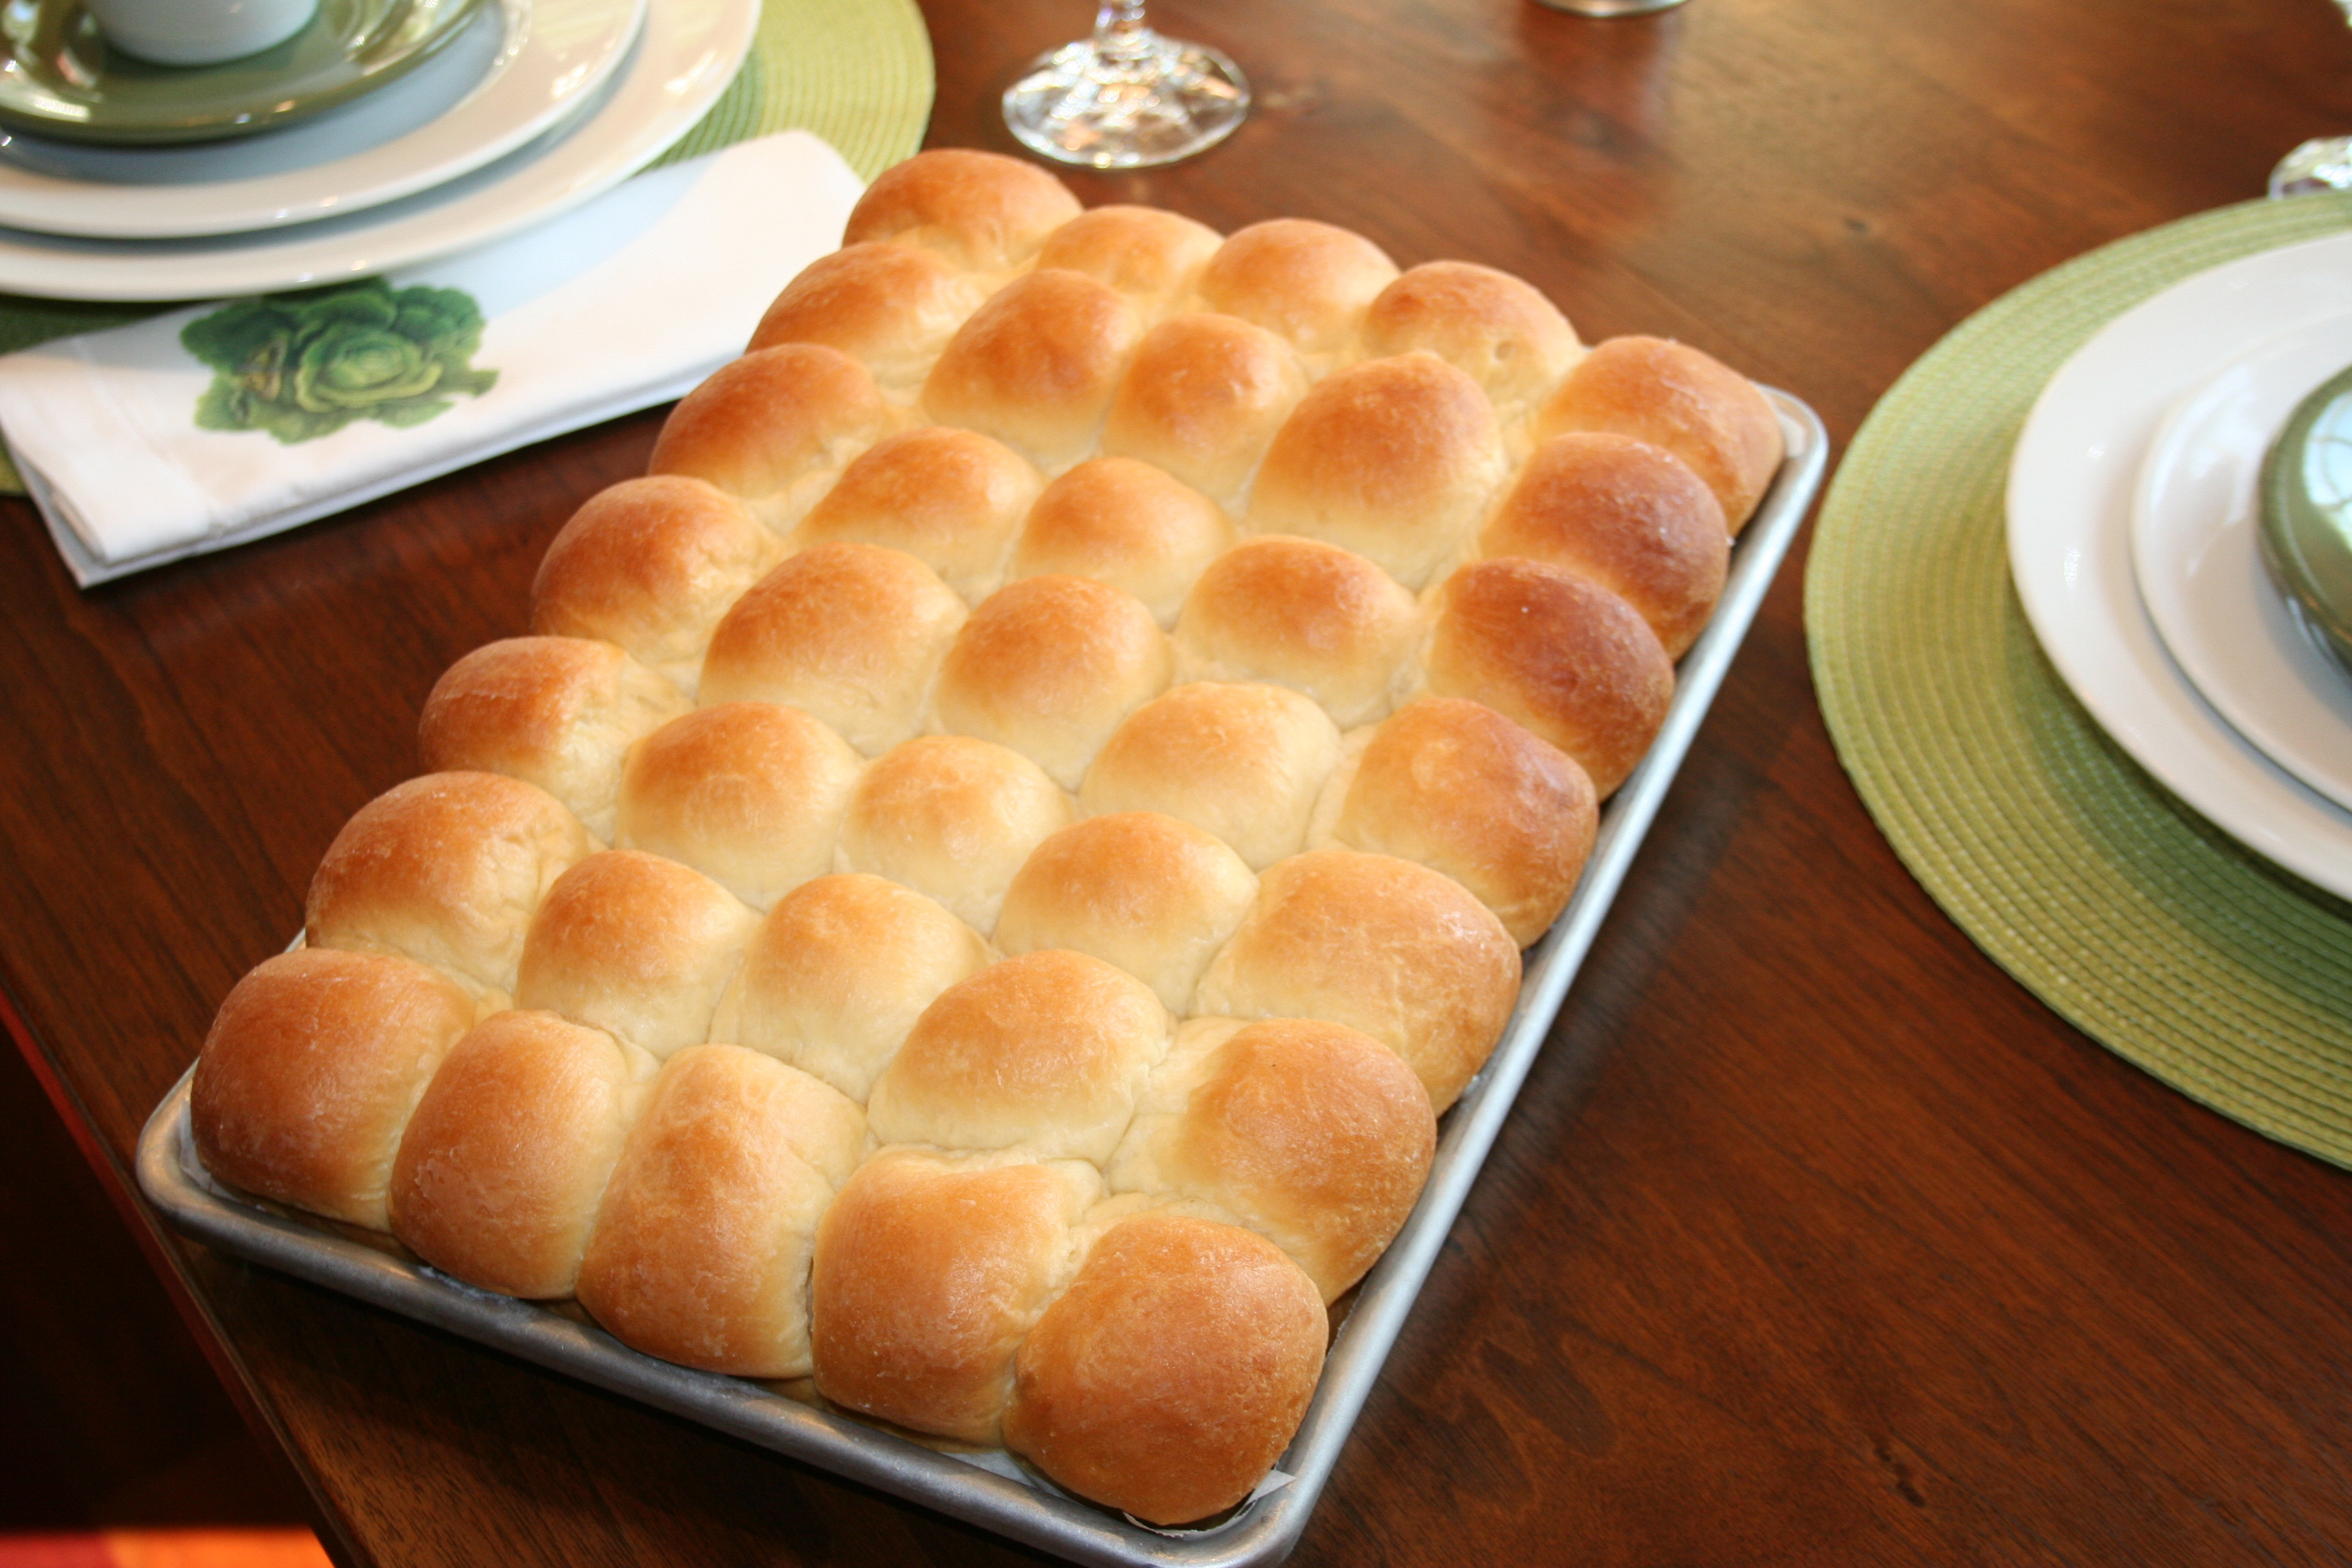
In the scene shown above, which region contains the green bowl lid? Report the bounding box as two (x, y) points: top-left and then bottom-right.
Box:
(2260, 361), (2352, 673)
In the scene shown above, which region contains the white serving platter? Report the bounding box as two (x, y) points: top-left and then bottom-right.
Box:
(2130, 310), (2352, 816)
(0, 0), (647, 240)
(0, 0), (751, 300)
(2007, 229), (2352, 900)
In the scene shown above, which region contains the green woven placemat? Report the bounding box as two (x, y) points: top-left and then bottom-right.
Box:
(0, 0), (933, 365)
(1807, 193), (2352, 1169)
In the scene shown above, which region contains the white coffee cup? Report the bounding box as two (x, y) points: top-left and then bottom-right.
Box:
(84, 0), (321, 66)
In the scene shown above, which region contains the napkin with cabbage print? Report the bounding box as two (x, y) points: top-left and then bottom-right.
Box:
(0, 131), (865, 588)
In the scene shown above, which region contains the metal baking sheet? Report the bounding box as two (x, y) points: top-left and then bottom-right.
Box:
(137, 391), (1827, 1568)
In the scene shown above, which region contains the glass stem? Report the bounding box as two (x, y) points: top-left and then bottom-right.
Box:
(1092, 0), (1158, 65)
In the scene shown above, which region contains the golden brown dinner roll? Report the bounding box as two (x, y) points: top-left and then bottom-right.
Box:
(994, 813), (1258, 1014)
(612, 702), (862, 911)
(1194, 218), (1399, 359)
(1311, 698), (1597, 946)
(191, 947), (477, 1232)
(1108, 1016), (1435, 1302)
(575, 1044), (865, 1378)
(922, 270), (1144, 472)
(866, 949), (1171, 1162)
(1003, 1207), (1327, 1525)
(1360, 261), (1582, 408)
(645, 343), (894, 531)
(811, 1148), (1100, 1445)
(840, 147), (1081, 272)
(1032, 204), (1223, 312)
(835, 735), (1072, 932)
(1247, 353), (1507, 591)
(513, 850), (759, 1058)
(418, 636), (689, 843)
(711, 872), (992, 1102)
(931, 575), (1173, 791)
(1007, 457), (1236, 627)
(529, 476), (782, 696)
(746, 241), (987, 393)
(1173, 536), (1421, 728)
(1420, 556), (1673, 797)
(1081, 681), (1343, 871)
(305, 771), (595, 1007)
(1195, 849), (1520, 1111)
(1099, 312), (1308, 514)
(789, 426), (1043, 604)
(1532, 334), (1783, 532)
(387, 1009), (656, 1299)
(697, 543), (967, 757)
(1477, 431), (1728, 658)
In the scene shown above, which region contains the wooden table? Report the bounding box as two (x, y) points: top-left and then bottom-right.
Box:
(9, 0), (2352, 1561)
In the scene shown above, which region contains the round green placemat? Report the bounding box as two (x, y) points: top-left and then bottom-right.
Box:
(1807, 193), (2352, 1169)
(653, 0), (933, 182)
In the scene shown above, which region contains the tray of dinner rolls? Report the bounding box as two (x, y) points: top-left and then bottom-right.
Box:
(136, 148), (1827, 1566)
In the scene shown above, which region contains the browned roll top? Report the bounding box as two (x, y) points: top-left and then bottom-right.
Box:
(389, 1009), (653, 1300)
(811, 1149), (1099, 1445)
(1360, 259), (1582, 408)
(1003, 1209), (1328, 1526)
(1534, 333), (1784, 532)
(1480, 430), (1729, 659)
(1247, 352), (1506, 590)
(1318, 697), (1598, 947)
(1100, 312), (1308, 512)
(529, 476), (780, 694)
(1196, 847), (1522, 1112)
(790, 425), (1043, 604)
(417, 635), (689, 842)
(304, 770), (595, 1007)
(746, 241), (985, 391)
(1194, 218), (1399, 357)
(1422, 555), (1675, 798)
(645, 343), (892, 527)
(922, 270), (1143, 471)
(841, 146), (1084, 272)
(192, 947), (478, 1232)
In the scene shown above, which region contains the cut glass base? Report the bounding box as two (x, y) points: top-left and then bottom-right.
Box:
(2272, 137), (2352, 199)
(1002, 34), (1249, 171)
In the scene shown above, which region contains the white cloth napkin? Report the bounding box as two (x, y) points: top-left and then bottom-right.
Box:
(0, 130), (867, 587)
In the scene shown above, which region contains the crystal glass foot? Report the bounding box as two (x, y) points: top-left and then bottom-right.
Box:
(2272, 137), (2352, 199)
(1003, 2), (1249, 171)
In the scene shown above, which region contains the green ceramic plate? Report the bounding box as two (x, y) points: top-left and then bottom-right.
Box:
(2259, 361), (2352, 675)
(0, 0), (481, 146)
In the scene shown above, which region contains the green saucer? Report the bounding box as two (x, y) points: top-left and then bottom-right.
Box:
(2261, 362), (2352, 676)
(0, 0), (482, 146)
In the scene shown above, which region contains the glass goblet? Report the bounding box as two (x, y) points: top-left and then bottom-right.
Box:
(1002, 1), (1250, 171)
(2273, 136), (2352, 199)
(2272, 0), (2352, 197)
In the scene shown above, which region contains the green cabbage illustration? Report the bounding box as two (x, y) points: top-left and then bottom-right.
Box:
(182, 278), (499, 444)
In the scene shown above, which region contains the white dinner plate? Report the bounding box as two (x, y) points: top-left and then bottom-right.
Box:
(2130, 312), (2352, 815)
(2008, 229), (2352, 900)
(0, 0), (753, 301)
(0, 0), (646, 240)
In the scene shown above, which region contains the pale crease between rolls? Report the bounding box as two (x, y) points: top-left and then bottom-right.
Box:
(191, 146), (1789, 1529)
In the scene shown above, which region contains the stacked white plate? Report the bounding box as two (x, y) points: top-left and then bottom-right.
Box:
(0, 0), (758, 300)
(2007, 230), (2352, 900)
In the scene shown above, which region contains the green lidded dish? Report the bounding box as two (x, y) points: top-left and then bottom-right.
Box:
(2259, 361), (2352, 675)
(0, 0), (481, 146)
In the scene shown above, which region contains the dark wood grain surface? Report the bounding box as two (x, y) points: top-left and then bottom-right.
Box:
(10, 0), (2352, 1561)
